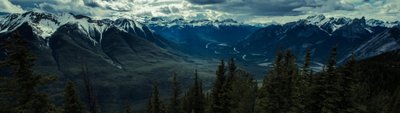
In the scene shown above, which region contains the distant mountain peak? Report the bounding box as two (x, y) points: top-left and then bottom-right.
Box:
(142, 16), (266, 27)
(301, 15), (400, 28)
(300, 15), (351, 27)
(305, 14), (326, 22)
(286, 15), (400, 34)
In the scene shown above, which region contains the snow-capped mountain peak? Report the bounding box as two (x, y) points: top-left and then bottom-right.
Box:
(114, 18), (146, 35)
(366, 19), (400, 28)
(304, 14), (327, 25)
(303, 15), (400, 28)
(0, 11), (79, 38)
(0, 11), (149, 41)
(142, 17), (262, 28)
(293, 15), (400, 34)
(298, 15), (352, 33)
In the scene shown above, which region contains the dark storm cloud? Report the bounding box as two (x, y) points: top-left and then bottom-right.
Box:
(202, 0), (358, 16)
(84, 1), (103, 8)
(186, 0), (226, 5)
(82, 0), (132, 12)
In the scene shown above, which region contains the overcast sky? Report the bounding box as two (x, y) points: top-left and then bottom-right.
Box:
(1, 0), (399, 23)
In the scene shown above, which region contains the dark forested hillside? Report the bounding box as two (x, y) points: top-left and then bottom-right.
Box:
(353, 50), (400, 113)
(356, 50), (400, 95)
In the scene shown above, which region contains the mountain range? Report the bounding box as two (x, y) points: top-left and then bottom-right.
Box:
(143, 15), (400, 71)
(235, 15), (400, 69)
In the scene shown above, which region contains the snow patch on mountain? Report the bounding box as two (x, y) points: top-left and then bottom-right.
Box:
(0, 12), (76, 39)
(297, 15), (400, 33)
(143, 17), (270, 28)
(366, 19), (400, 28)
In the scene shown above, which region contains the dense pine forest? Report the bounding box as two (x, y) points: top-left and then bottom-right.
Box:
(1, 32), (399, 113)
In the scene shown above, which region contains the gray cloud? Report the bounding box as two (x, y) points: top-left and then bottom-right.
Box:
(82, 0), (134, 12)
(158, 6), (180, 14)
(186, 0), (226, 5)
(0, 0), (24, 13)
(5, 0), (400, 23)
(292, 0), (356, 13)
(201, 0), (359, 16)
(9, 0), (114, 17)
(34, 0), (105, 17)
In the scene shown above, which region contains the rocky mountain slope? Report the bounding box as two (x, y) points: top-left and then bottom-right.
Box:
(233, 15), (400, 69)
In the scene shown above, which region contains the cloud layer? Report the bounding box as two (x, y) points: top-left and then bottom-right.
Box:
(0, 0), (24, 13)
(1, 0), (399, 23)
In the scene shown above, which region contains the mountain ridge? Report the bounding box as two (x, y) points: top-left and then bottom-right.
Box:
(234, 15), (400, 69)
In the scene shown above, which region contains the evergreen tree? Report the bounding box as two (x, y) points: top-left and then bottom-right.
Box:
(282, 50), (298, 113)
(302, 48), (312, 77)
(147, 82), (165, 113)
(169, 73), (182, 113)
(289, 49), (312, 113)
(321, 47), (342, 113)
(230, 70), (257, 113)
(182, 70), (205, 113)
(0, 32), (57, 113)
(301, 49), (313, 113)
(339, 53), (358, 113)
(210, 60), (228, 113)
(326, 47), (337, 73)
(257, 51), (285, 113)
(227, 58), (236, 79)
(204, 92), (212, 113)
(224, 58), (237, 113)
(226, 58), (236, 88)
(63, 81), (84, 113)
(307, 74), (325, 113)
(192, 70), (205, 113)
(181, 92), (190, 113)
